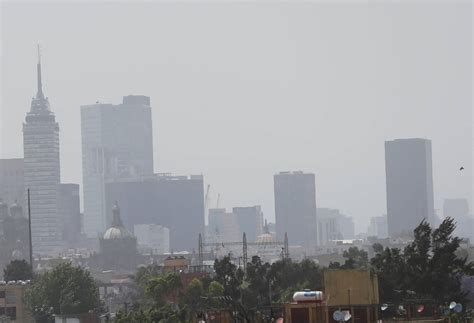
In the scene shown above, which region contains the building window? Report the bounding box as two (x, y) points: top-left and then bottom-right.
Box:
(5, 291), (16, 304)
(6, 306), (17, 319)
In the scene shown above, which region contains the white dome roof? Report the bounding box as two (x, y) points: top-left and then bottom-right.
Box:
(257, 233), (275, 243)
(103, 202), (134, 240)
(103, 226), (133, 240)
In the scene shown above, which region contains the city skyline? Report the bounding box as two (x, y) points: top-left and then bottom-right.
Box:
(1, 2), (472, 233)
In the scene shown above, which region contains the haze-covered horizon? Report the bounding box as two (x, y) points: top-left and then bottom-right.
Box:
(1, 1), (472, 233)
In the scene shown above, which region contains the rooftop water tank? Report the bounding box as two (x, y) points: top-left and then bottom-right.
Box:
(293, 290), (324, 303)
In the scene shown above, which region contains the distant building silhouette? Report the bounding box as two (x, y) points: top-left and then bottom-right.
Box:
(443, 198), (473, 240)
(385, 138), (435, 237)
(104, 174), (204, 252)
(367, 215), (388, 239)
(317, 208), (354, 246)
(59, 184), (81, 246)
(134, 224), (170, 255)
(274, 171), (317, 247)
(232, 206), (264, 242)
(207, 208), (240, 244)
(0, 159), (24, 212)
(81, 95), (154, 238)
(23, 51), (62, 254)
(0, 200), (30, 268)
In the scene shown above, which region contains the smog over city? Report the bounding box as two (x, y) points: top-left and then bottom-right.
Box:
(0, 1), (473, 322)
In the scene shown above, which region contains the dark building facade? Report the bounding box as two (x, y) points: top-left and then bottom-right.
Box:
(0, 159), (24, 213)
(105, 174), (204, 252)
(232, 206), (264, 242)
(23, 52), (62, 255)
(59, 183), (81, 246)
(385, 138), (435, 237)
(274, 171), (317, 247)
(97, 203), (138, 271)
(81, 95), (154, 238)
(0, 201), (30, 270)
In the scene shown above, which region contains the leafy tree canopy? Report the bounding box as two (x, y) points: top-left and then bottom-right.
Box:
(3, 259), (33, 281)
(371, 217), (474, 303)
(24, 262), (98, 319)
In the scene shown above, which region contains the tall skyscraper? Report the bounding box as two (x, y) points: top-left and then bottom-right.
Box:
(81, 96), (154, 237)
(23, 51), (62, 254)
(274, 171), (317, 247)
(385, 138), (435, 237)
(0, 158), (24, 211)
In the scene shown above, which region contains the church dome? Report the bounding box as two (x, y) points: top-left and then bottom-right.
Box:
(257, 219), (275, 243)
(103, 226), (133, 240)
(256, 233), (275, 244)
(103, 202), (134, 240)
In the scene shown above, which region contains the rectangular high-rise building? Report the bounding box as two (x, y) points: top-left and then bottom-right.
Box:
(367, 215), (388, 239)
(0, 159), (24, 212)
(134, 224), (170, 255)
(274, 171), (317, 247)
(317, 208), (355, 246)
(385, 138), (435, 237)
(59, 183), (81, 246)
(81, 95), (154, 238)
(232, 206), (264, 242)
(104, 174), (204, 251)
(208, 208), (240, 244)
(23, 56), (62, 255)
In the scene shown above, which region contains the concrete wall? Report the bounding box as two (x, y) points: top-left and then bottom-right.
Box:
(323, 269), (379, 306)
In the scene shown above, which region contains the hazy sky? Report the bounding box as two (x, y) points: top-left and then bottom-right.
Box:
(1, 1), (472, 233)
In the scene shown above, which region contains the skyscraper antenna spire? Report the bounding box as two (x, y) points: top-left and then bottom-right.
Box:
(36, 44), (44, 99)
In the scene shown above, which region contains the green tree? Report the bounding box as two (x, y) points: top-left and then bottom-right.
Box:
(371, 218), (474, 304)
(24, 262), (98, 320)
(371, 246), (406, 301)
(146, 272), (182, 306)
(242, 256), (271, 307)
(341, 247), (368, 269)
(214, 255), (243, 300)
(207, 281), (224, 297)
(3, 259), (33, 281)
(267, 258), (322, 303)
(182, 278), (204, 314)
(134, 264), (163, 287)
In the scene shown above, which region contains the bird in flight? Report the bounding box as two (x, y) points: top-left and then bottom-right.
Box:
(460, 166), (464, 171)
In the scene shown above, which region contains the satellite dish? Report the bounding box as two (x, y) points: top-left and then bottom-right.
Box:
(381, 304), (388, 311)
(333, 310), (344, 322)
(417, 305), (425, 313)
(397, 305), (406, 315)
(343, 311), (352, 321)
(449, 301), (457, 310)
(454, 303), (463, 313)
